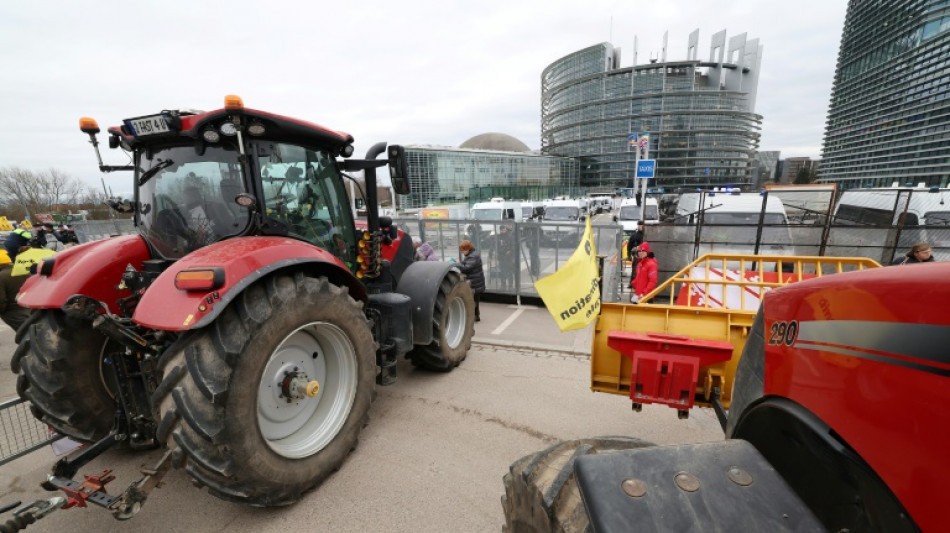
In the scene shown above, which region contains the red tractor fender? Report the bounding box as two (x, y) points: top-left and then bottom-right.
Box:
(17, 235), (151, 314)
(133, 236), (365, 331)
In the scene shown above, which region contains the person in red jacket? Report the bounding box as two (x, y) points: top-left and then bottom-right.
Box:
(631, 241), (658, 304)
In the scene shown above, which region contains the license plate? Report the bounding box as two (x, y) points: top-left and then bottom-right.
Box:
(126, 114), (170, 136)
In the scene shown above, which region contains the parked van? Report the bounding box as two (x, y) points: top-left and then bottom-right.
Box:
(466, 198), (520, 245)
(541, 198), (586, 246)
(675, 190), (794, 262)
(832, 186), (950, 263)
(675, 191), (789, 225)
(833, 187), (950, 226)
(521, 201), (544, 221)
(618, 197), (660, 233)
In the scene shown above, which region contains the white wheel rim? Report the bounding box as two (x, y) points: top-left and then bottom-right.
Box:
(257, 322), (358, 459)
(444, 295), (467, 349)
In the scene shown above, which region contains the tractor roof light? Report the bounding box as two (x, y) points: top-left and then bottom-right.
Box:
(175, 268), (225, 291)
(79, 117), (100, 135)
(202, 129), (221, 143)
(224, 95), (244, 110)
(220, 122), (238, 136)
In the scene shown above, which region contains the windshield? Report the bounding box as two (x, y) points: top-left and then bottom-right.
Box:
(619, 205), (659, 220)
(704, 213), (787, 225)
(139, 144), (250, 259)
(472, 208), (503, 220)
(254, 143), (356, 270)
(545, 206), (580, 221)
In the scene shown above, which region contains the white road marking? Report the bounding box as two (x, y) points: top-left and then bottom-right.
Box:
(492, 307), (525, 335)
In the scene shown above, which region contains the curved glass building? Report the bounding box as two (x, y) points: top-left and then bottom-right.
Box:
(819, 0), (950, 189)
(541, 31), (763, 190)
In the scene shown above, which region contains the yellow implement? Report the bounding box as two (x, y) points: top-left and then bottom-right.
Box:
(591, 254), (881, 416)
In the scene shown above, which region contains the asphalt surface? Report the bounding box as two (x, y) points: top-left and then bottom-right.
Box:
(0, 301), (724, 532)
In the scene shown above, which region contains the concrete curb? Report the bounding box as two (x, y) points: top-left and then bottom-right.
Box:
(472, 336), (590, 357)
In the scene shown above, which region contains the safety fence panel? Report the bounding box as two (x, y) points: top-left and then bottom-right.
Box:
(0, 397), (63, 467)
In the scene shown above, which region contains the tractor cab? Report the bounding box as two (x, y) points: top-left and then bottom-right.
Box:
(81, 95), (380, 273)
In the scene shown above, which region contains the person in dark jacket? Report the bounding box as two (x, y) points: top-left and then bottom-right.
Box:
(4, 221), (33, 261)
(458, 239), (485, 322)
(899, 242), (936, 264)
(31, 222), (54, 248)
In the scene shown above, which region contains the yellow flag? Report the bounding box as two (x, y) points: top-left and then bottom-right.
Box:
(534, 218), (601, 331)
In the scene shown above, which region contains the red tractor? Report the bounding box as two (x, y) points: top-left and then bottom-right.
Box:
(11, 96), (475, 517)
(503, 262), (949, 532)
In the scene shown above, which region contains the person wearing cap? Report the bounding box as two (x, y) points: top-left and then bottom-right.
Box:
(625, 221), (645, 287)
(0, 249), (30, 332)
(31, 222), (55, 248)
(630, 241), (658, 304)
(3, 221), (32, 261)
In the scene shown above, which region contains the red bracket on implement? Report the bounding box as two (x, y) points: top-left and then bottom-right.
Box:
(57, 470), (117, 510)
(607, 331), (733, 412)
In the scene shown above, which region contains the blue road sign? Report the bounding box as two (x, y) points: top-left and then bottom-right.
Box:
(636, 159), (656, 179)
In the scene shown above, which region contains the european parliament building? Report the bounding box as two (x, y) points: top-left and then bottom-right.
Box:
(541, 31), (764, 190)
(818, 0), (950, 189)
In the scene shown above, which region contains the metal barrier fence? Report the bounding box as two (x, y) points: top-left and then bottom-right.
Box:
(0, 397), (63, 466)
(67, 216), (949, 304)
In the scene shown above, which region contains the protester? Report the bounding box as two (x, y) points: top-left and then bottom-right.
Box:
(4, 221), (33, 261)
(413, 237), (439, 261)
(630, 241), (658, 304)
(11, 244), (56, 277)
(0, 249), (30, 332)
(625, 221), (644, 287)
(31, 222), (55, 248)
(458, 239), (485, 322)
(900, 242), (936, 264)
(496, 224), (517, 290)
(55, 224), (80, 246)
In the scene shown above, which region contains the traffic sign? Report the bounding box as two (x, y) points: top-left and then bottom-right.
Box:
(636, 159), (656, 179)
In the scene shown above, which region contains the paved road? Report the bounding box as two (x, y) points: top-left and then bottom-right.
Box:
(0, 302), (723, 532)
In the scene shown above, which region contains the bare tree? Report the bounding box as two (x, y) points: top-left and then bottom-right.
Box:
(0, 166), (89, 220)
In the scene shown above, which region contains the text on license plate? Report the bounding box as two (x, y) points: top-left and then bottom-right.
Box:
(128, 115), (170, 136)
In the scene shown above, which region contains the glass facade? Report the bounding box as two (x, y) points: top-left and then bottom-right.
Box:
(541, 38), (763, 190)
(401, 146), (580, 209)
(819, 0), (950, 190)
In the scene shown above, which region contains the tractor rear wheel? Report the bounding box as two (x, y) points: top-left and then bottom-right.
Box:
(154, 273), (375, 506)
(502, 436), (654, 533)
(409, 272), (475, 372)
(17, 310), (117, 442)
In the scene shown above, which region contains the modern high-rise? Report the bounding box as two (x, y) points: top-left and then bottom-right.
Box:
(541, 30), (763, 191)
(819, 0), (950, 189)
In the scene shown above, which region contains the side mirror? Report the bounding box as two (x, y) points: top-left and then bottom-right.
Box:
(388, 145), (410, 195)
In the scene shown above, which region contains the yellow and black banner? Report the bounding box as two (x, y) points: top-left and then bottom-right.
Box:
(534, 218), (600, 331)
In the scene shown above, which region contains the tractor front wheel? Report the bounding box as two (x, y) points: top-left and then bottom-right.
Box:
(409, 272), (475, 372)
(154, 273), (375, 506)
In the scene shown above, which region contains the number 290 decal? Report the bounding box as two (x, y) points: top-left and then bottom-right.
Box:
(768, 320), (798, 346)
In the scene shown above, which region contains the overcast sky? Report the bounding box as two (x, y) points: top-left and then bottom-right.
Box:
(0, 1), (847, 192)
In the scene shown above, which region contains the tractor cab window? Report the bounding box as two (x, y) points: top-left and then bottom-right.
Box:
(254, 143), (356, 269)
(138, 144), (249, 259)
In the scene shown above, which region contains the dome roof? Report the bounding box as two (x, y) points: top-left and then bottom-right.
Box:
(459, 132), (530, 153)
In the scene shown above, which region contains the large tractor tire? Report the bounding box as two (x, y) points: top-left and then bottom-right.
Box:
(16, 310), (117, 442)
(154, 273), (376, 506)
(502, 436), (654, 533)
(409, 271), (475, 372)
(725, 306), (766, 438)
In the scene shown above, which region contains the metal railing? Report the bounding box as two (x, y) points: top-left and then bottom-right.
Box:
(0, 397), (64, 466)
